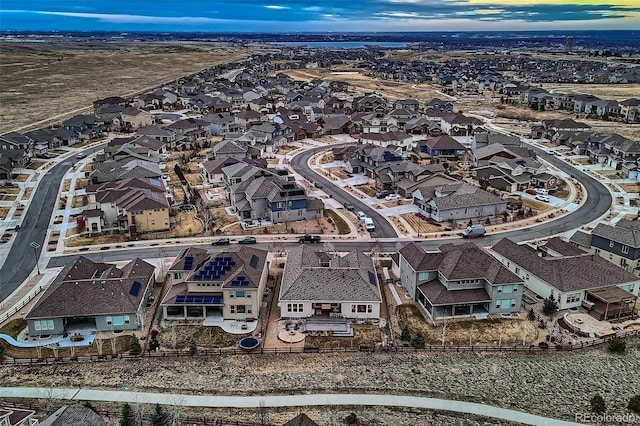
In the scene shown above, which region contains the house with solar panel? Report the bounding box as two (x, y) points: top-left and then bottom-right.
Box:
(161, 246), (269, 323)
(278, 245), (382, 332)
(24, 256), (155, 336)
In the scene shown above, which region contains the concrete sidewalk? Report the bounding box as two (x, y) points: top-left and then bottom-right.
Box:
(0, 387), (583, 426)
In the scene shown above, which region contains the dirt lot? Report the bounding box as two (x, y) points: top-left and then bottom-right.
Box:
(539, 83), (640, 100)
(620, 183), (640, 193)
(156, 325), (249, 350)
(65, 234), (127, 248)
(400, 213), (443, 234)
(0, 42), (249, 134)
(304, 325), (382, 349)
(0, 207), (10, 220)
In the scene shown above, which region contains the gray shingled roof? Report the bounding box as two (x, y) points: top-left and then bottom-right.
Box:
(26, 257), (154, 319)
(592, 220), (640, 248)
(419, 279), (491, 305)
(543, 237), (586, 256)
(280, 245), (381, 303)
(40, 405), (108, 426)
(491, 238), (639, 293)
(569, 230), (593, 248)
(415, 182), (505, 210)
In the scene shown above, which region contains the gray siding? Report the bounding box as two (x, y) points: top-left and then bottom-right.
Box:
(95, 313), (140, 332)
(27, 318), (65, 336)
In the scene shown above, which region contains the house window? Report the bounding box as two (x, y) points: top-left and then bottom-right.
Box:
(247, 306), (253, 314)
(622, 245), (629, 254)
(34, 321), (41, 331)
(173, 272), (182, 279)
(124, 315), (130, 325)
(595, 249), (600, 254)
(106, 316), (112, 326)
(418, 272), (429, 280)
(566, 293), (581, 304)
(367, 305), (373, 313)
(236, 305), (246, 314)
(229, 292), (235, 298)
(515, 267), (520, 274)
(287, 303), (303, 313)
(112, 316), (125, 327)
(236, 291), (245, 298)
(610, 241), (615, 248)
(622, 284), (635, 293)
(151, 220), (155, 226)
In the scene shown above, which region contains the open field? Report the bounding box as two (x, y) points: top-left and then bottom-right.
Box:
(0, 42), (249, 133)
(539, 83), (640, 100)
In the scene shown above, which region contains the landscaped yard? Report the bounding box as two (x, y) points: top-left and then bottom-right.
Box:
(324, 209), (351, 234)
(400, 213), (443, 234)
(620, 183), (640, 193)
(522, 198), (552, 213)
(396, 304), (538, 347)
(328, 167), (348, 180)
(157, 325), (249, 350)
(65, 234), (127, 247)
(0, 207), (11, 220)
(354, 184), (377, 197)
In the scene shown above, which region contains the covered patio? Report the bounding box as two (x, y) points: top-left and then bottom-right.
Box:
(417, 280), (491, 320)
(586, 287), (638, 321)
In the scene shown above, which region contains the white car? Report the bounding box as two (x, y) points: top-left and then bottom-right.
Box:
(535, 194), (550, 202)
(385, 194), (401, 201)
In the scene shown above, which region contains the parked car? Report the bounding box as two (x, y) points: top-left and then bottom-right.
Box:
(525, 188), (537, 195)
(75, 153), (86, 159)
(363, 217), (375, 231)
(385, 194), (401, 201)
(212, 237), (230, 246)
(357, 211), (367, 222)
(299, 234), (321, 243)
(238, 236), (257, 244)
(343, 202), (355, 211)
(376, 190), (393, 199)
(461, 224), (486, 238)
(535, 194), (550, 202)
(178, 204), (193, 212)
(314, 182), (323, 189)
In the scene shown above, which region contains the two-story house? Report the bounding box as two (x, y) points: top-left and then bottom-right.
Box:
(397, 241), (524, 320)
(161, 246), (269, 323)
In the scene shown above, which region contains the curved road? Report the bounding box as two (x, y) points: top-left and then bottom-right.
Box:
(0, 387), (581, 425)
(0, 144), (105, 298)
(290, 144), (398, 238)
(46, 142), (612, 268)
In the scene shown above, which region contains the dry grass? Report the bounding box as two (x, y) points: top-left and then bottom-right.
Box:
(0, 207), (10, 220)
(354, 184), (377, 197)
(620, 183), (640, 193)
(0, 188), (20, 195)
(71, 195), (87, 208)
(184, 173), (203, 187)
(13, 174), (29, 182)
(210, 207), (238, 231)
(522, 198), (552, 212)
(173, 212), (204, 236)
(304, 325), (382, 348)
(324, 210), (351, 235)
(157, 325), (249, 350)
(328, 167), (348, 179)
(400, 213), (442, 234)
(539, 83), (640, 100)
(65, 234), (127, 247)
(397, 304), (538, 347)
(0, 42), (249, 133)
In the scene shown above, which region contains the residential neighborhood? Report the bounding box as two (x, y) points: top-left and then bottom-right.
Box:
(1, 30), (640, 426)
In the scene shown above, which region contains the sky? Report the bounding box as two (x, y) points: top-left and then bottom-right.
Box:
(1, 0), (639, 32)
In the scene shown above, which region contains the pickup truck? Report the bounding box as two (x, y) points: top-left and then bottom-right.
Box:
(299, 234), (321, 243)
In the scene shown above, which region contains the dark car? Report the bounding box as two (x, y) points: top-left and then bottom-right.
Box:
(299, 234), (321, 243)
(178, 204), (193, 212)
(238, 236), (257, 244)
(212, 237), (230, 246)
(314, 182), (323, 189)
(376, 190), (393, 199)
(525, 188), (537, 195)
(343, 202), (355, 211)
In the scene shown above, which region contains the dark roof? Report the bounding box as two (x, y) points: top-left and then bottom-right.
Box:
(40, 405), (108, 426)
(282, 414), (320, 426)
(592, 219), (640, 248)
(422, 135), (465, 150)
(26, 257), (154, 319)
(491, 238), (639, 292)
(419, 279), (491, 305)
(543, 237), (586, 256)
(569, 230), (593, 248)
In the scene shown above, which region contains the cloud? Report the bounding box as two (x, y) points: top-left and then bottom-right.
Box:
(264, 5), (290, 10)
(33, 10), (224, 24)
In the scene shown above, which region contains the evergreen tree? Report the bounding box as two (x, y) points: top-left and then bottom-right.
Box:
(590, 394), (606, 415)
(120, 403), (135, 426)
(151, 403), (169, 426)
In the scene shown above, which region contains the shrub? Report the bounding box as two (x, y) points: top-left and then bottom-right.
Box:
(628, 395), (640, 413)
(0, 344), (5, 361)
(608, 337), (626, 353)
(542, 297), (558, 315)
(129, 336), (142, 355)
(401, 325), (411, 342)
(344, 413), (358, 425)
(527, 308), (536, 321)
(590, 394), (606, 415)
(412, 332), (425, 348)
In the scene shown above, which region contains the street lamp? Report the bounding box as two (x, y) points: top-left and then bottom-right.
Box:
(30, 241), (41, 275)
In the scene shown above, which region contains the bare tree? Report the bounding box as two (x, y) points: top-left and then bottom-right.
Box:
(168, 395), (186, 426)
(158, 247), (168, 284)
(47, 344), (59, 359)
(111, 336), (117, 355)
(37, 387), (61, 416)
(170, 324), (178, 350)
(95, 337), (104, 356)
(469, 324), (475, 346)
(35, 336), (43, 359)
(256, 400), (270, 425)
(197, 199), (212, 235)
(440, 318), (449, 347)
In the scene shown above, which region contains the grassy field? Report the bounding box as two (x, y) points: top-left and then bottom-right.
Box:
(0, 42), (250, 133)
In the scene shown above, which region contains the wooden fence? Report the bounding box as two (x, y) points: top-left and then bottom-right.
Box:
(2, 328), (638, 366)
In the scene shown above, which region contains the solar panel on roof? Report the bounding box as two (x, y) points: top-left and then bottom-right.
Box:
(368, 271), (377, 285)
(129, 281), (142, 296)
(175, 295), (186, 303)
(249, 254), (259, 268)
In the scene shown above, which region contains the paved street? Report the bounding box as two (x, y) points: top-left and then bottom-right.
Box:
(0, 143), (105, 298)
(0, 387), (582, 426)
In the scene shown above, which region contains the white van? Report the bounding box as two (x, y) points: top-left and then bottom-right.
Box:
(536, 188), (549, 195)
(357, 211), (367, 222)
(364, 217), (375, 231)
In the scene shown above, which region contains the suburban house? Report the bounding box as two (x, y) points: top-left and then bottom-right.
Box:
(212, 139), (249, 160)
(440, 113), (481, 136)
(570, 219), (640, 275)
(161, 246), (268, 322)
(415, 135), (466, 159)
(40, 405), (109, 426)
(619, 98), (640, 123)
(0, 132), (33, 166)
(201, 157), (241, 186)
(0, 407), (38, 426)
(223, 163), (324, 223)
(120, 108), (153, 131)
(397, 241), (524, 320)
(89, 157), (161, 184)
(25, 256), (155, 336)
(490, 238), (639, 320)
(83, 177), (171, 235)
(412, 182), (507, 223)
(359, 131), (414, 152)
(279, 245), (382, 322)
(137, 125), (177, 147)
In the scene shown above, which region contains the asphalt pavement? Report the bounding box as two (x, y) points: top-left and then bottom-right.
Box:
(0, 144), (105, 299)
(290, 145), (399, 238)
